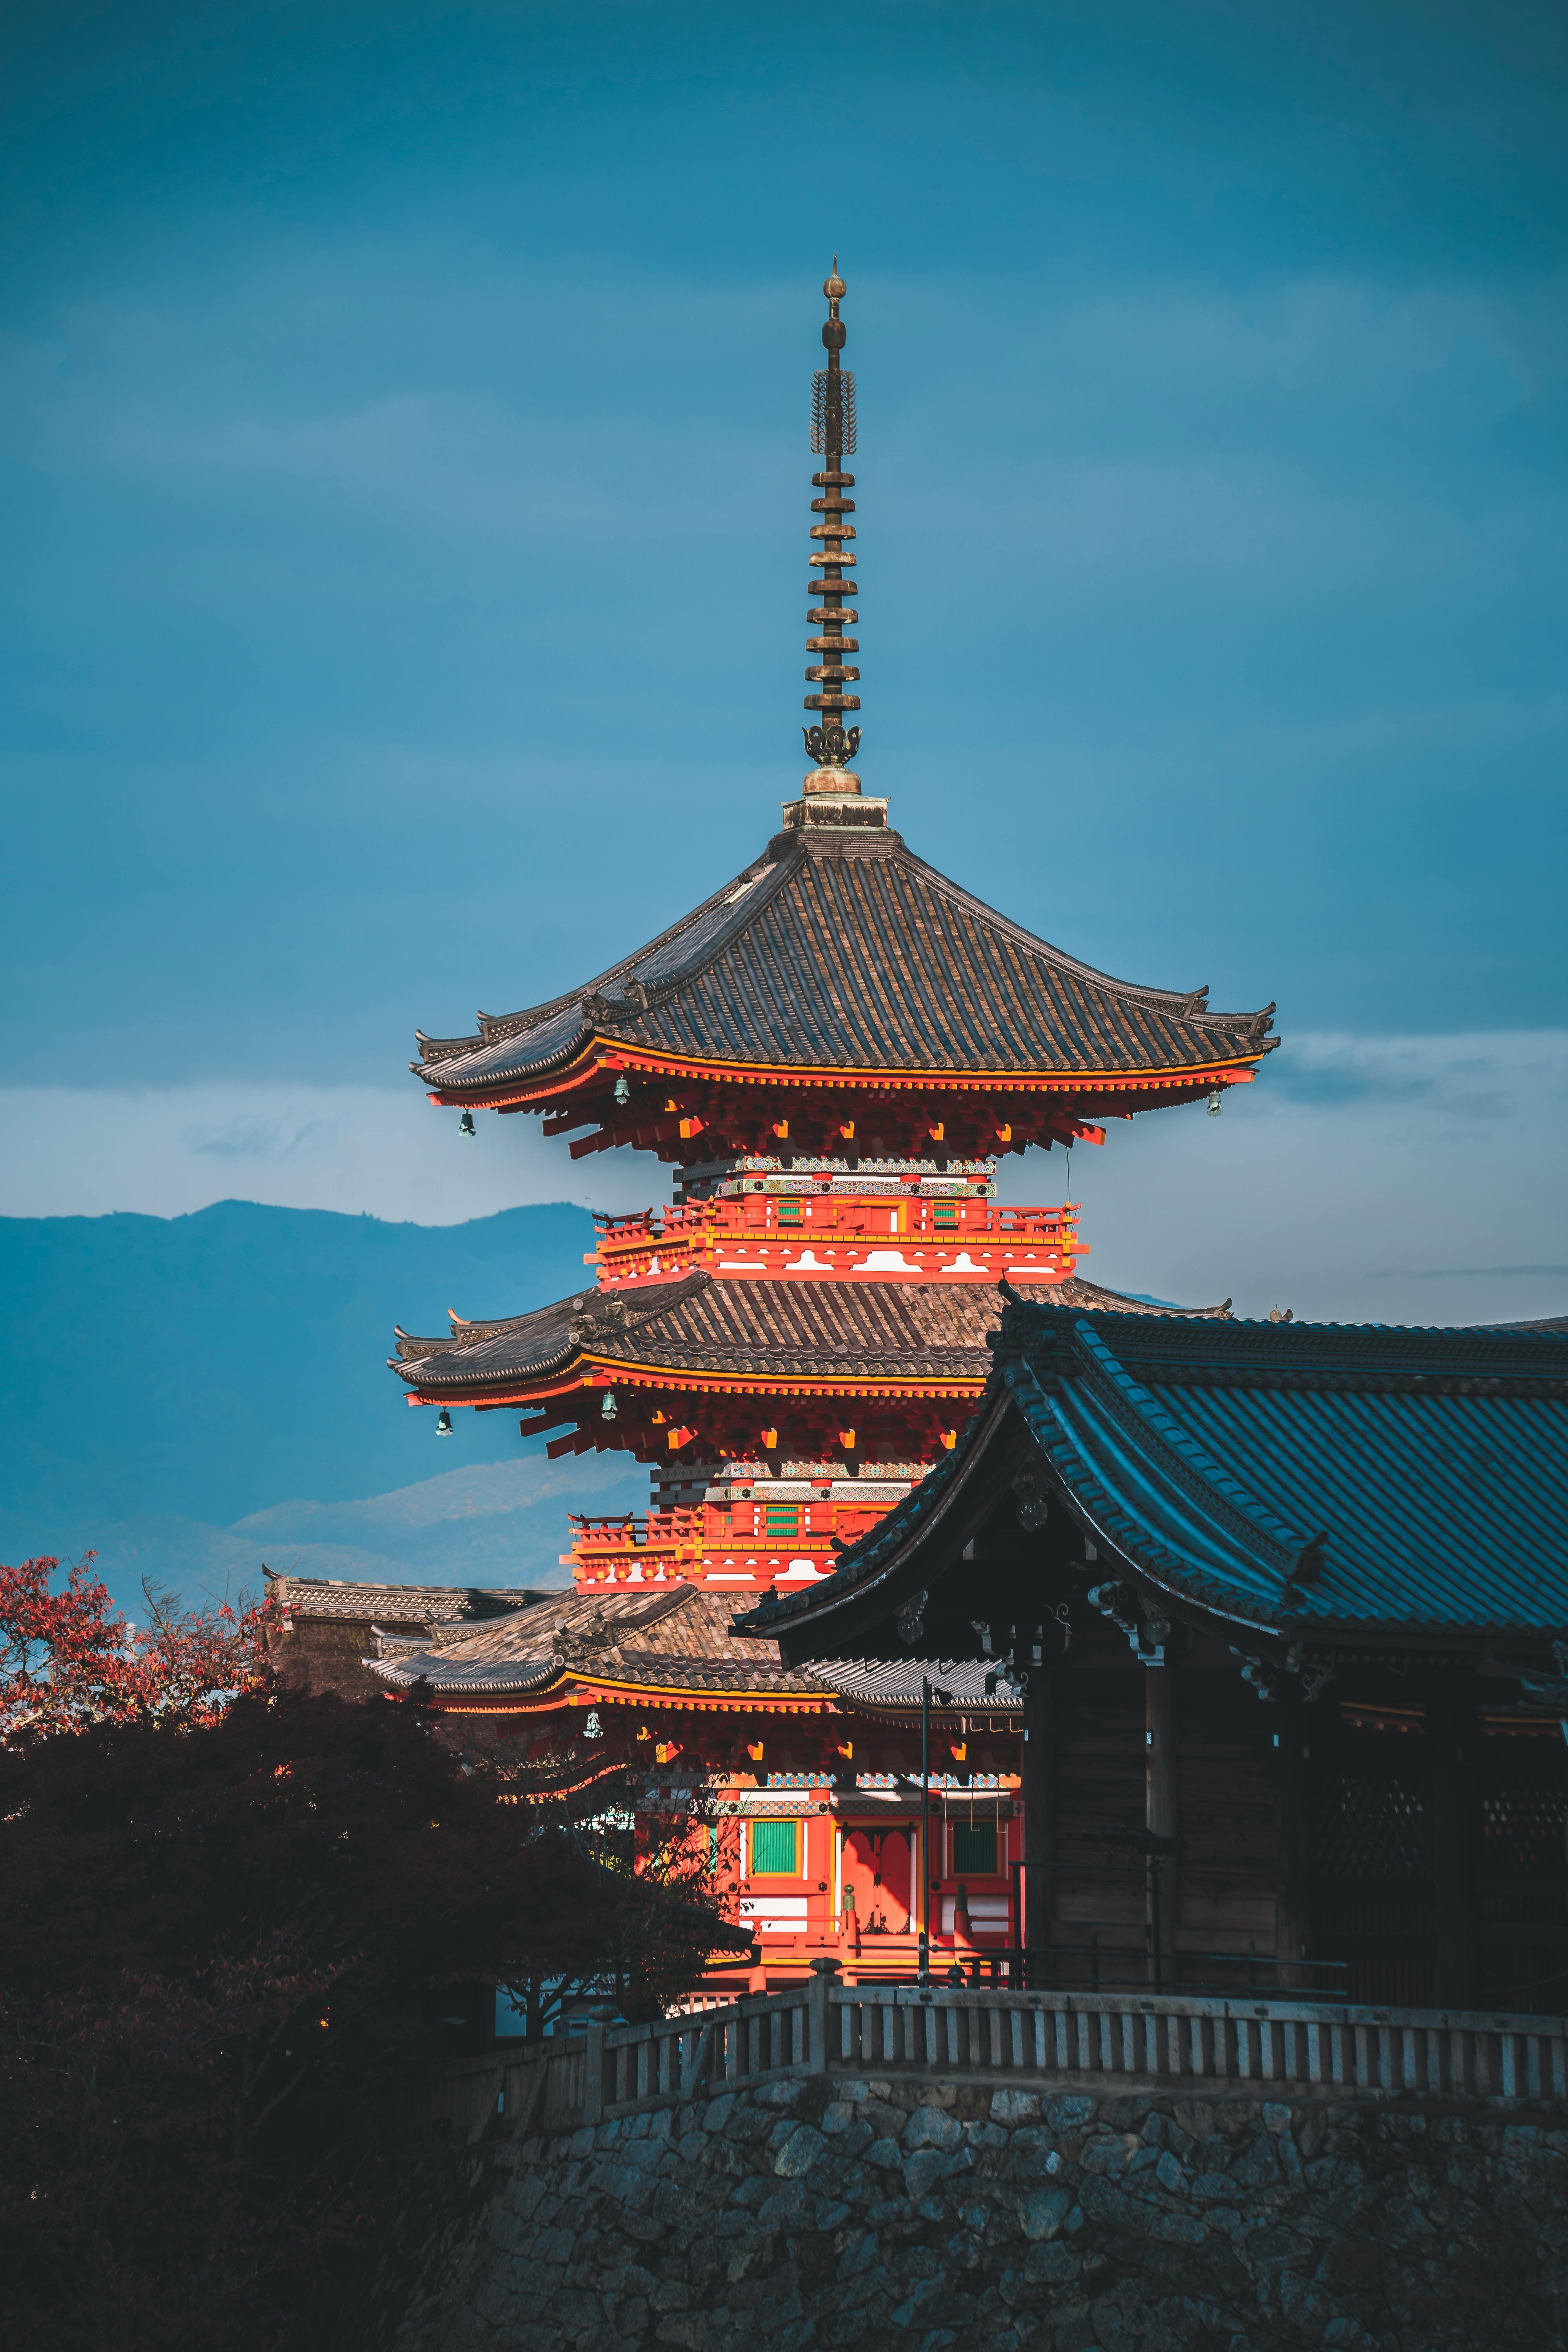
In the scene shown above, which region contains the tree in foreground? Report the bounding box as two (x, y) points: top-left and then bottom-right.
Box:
(0, 1552), (270, 1736)
(1, 1561), (740, 2352)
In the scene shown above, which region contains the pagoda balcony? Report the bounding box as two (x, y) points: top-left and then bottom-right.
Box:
(564, 1489), (906, 1589)
(589, 1194), (1087, 1290)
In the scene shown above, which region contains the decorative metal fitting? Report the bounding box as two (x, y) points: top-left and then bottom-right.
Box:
(803, 722), (862, 768)
(798, 263), (867, 776)
(811, 369), (857, 454)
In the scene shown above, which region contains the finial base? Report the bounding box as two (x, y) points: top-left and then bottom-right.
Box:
(781, 788), (889, 834)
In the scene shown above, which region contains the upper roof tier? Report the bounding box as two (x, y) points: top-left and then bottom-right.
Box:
(414, 823), (1280, 1125)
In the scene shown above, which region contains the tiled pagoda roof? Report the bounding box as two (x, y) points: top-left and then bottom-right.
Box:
(391, 1275), (1230, 1405)
(746, 1303), (1568, 1649)
(412, 827), (1279, 1107)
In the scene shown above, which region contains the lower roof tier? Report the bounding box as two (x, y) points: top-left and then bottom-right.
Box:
(390, 1271), (1230, 1465)
(365, 1581), (1021, 1724)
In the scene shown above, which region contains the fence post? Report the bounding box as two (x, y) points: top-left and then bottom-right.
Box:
(808, 1955), (841, 2074)
(583, 2008), (611, 2126)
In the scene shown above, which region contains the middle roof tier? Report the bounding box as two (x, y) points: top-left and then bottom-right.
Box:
(391, 1269), (1229, 1467)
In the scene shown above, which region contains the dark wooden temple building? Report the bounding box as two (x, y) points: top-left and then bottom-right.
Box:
(745, 1296), (1568, 2013)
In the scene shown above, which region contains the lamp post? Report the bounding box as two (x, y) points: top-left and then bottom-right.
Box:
(920, 1676), (931, 1985)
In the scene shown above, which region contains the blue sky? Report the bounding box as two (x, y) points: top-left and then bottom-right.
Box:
(3, 0), (1566, 1325)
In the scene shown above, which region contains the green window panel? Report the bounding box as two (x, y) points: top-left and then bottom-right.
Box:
(750, 1818), (800, 1875)
(764, 1507), (800, 1536)
(953, 1822), (999, 1875)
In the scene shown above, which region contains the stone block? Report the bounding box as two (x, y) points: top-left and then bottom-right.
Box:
(652, 2318), (708, 2349)
(1007, 2127), (1062, 2177)
(1043, 2093), (1097, 2133)
(1018, 2185), (1073, 2242)
(989, 2088), (1042, 2125)
(1143, 2209), (1208, 2247)
(753, 2079), (804, 2109)
(819, 2158), (872, 2206)
(597, 2262), (657, 2298)
(904, 2105), (964, 2152)
(773, 2122), (827, 2178)
(1227, 2134), (1283, 2193)
(1191, 2170), (1238, 2203)
(902, 2146), (962, 2201)
(756, 2178), (809, 2230)
(701, 2093), (737, 2134)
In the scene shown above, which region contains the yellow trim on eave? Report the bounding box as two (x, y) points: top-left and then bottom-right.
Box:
(429, 1041), (1268, 1110)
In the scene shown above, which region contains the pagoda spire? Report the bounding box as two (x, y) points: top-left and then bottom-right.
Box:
(802, 259), (863, 795)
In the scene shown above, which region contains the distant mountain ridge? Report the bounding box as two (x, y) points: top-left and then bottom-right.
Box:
(0, 1200), (636, 1612)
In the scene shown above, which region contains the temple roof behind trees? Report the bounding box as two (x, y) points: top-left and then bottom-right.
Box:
(746, 1303), (1568, 1651)
(264, 1570), (545, 1625)
(365, 1584), (829, 1699)
(412, 828), (1279, 1103)
(391, 1274), (1232, 1403)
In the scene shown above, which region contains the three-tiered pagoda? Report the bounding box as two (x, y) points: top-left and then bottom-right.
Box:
(393, 269), (1275, 1573)
(377, 269), (1280, 1983)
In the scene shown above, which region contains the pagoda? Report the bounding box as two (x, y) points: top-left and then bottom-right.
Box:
(392, 265), (1277, 1596)
(379, 269), (1278, 1988)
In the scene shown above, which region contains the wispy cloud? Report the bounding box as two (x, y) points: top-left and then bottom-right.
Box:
(181, 1115), (331, 1162)
(1368, 1264), (1568, 1280)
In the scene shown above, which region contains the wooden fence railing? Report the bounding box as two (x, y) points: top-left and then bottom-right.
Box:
(417, 1959), (1568, 2145)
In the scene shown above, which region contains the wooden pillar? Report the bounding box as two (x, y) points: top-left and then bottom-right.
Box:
(1145, 1664), (1179, 1984)
(1274, 1678), (1312, 1987)
(1022, 1662), (1055, 1988)
(1428, 1668), (1478, 2009)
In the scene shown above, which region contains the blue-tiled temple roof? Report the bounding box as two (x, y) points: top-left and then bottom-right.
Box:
(745, 1300), (1568, 1644)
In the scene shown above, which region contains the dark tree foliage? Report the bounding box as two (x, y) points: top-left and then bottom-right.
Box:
(0, 1684), (737, 2352)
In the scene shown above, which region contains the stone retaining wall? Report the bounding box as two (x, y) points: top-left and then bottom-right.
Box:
(385, 2073), (1568, 2351)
